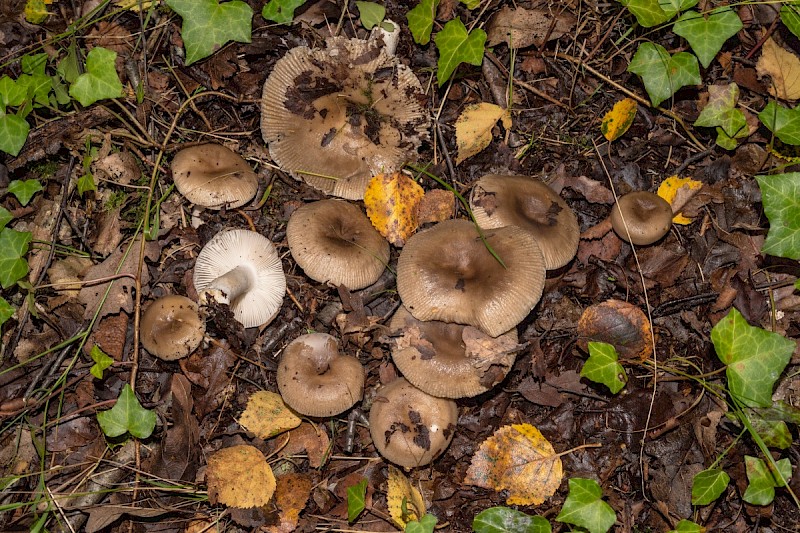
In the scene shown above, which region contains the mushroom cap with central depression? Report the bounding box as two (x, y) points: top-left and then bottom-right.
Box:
(171, 144), (259, 209)
(140, 295), (205, 361)
(610, 191), (673, 245)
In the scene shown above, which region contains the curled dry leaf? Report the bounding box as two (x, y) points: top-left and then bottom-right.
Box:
(756, 38), (800, 100)
(387, 465), (426, 529)
(264, 473), (313, 533)
(455, 102), (511, 164)
(280, 422), (331, 468)
(577, 299), (653, 360)
(486, 6), (576, 48)
(206, 445), (276, 508)
(657, 175), (703, 224)
(364, 172), (424, 247)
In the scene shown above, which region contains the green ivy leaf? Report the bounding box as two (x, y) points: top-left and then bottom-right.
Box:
(756, 173), (800, 260)
(0, 228), (32, 289)
(619, 0), (672, 27)
(405, 513), (437, 533)
(346, 478), (367, 523)
(21, 53), (47, 76)
(746, 409), (792, 449)
(460, 0), (480, 9)
(694, 83), (747, 149)
(672, 8), (742, 68)
(668, 519), (704, 533)
(89, 345), (114, 379)
(77, 172), (97, 196)
(0, 207), (12, 230)
(0, 296), (15, 328)
(16, 71), (52, 107)
(0, 113), (31, 157)
(96, 383), (157, 439)
(434, 18), (486, 87)
(69, 47), (124, 106)
(473, 506), (551, 533)
(407, 0), (438, 45)
(742, 456), (791, 505)
(0, 76), (28, 109)
(8, 179), (43, 206)
(628, 42), (700, 107)
(691, 468), (730, 505)
(759, 101), (800, 146)
(781, 4), (800, 40)
(57, 44), (81, 84)
(356, 1), (385, 30)
(555, 478), (616, 533)
(659, 0), (698, 19)
(581, 342), (627, 394)
(262, 0), (306, 24)
(166, 0), (252, 65)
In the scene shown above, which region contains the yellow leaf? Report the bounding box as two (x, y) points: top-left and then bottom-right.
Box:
(24, 0), (53, 24)
(464, 423), (562, 506)
(657, 175), (703, 225)
(756, 38), (800, 100)
(387, 465), (426, 529)
(114, 0), (155, 10)
(601, 98), (637, 141)
(206, 445), (276, 508)
(238, 390), (302, 439)
(364, 172), (424, 247)
(455, 102), (511, 164)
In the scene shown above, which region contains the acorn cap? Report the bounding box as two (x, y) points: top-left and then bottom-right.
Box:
(396, 219), (546, 337)
(193, 229), (286, 328)
(140, 295), (204, 361)
(171, 144), (259, 209)
(470, 174), (579, 270)
(368, 378), (458, 468)
(610, 191), (673, 245)
(287, 199), (389, 289)
(276, 333), (364, 417)
(260, 36), (430, 200)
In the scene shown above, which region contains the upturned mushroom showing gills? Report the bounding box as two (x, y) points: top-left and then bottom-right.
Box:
(260, 36), (430, 200)
(140, 295), (205, 361)
(610, 191), (673, 246)
(171, 143), (259, 209)
(396, 219), (546, 338)
(193, 229), (286, 329)
(277, 333), (364, 417)
(369, 378), (458, 468)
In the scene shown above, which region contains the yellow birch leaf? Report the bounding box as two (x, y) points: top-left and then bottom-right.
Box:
(464, 423), (562, 506)
(206, 445), (276, 508)
(386, 465), (426, 529)
(364, 172), (424, 247)
(24, 0), (53, 24)
(238, 390), (302, 439)
(657, 175), (703, 225)
(601, 98), (637, 141)
(455, 102), (511, 164)
(756, 38), (800, 101)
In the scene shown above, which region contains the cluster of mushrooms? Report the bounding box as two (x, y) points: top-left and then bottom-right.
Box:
(139, 34), (676, 470)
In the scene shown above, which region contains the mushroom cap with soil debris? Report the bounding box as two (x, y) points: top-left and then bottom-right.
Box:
(140, 294), (205, 361)
(171, 143), (259, 209)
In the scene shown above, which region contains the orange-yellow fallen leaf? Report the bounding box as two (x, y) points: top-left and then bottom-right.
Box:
(756, 38), (800, 100)
(455, 102), (512, 164)
(280, 422), (331, 468)
(577, 299), (653, 361)
(464, 423), (562, 506)
(264, 473), (313, 533)
(238, 390), (302, 439)
(364, 172), (424, 247)
(206, 445), (276, 508)
(601, 98), (637, 142)
(387, 465), (426, 529)
(657, 175), (703, 224)
(416, 188), (454, 225)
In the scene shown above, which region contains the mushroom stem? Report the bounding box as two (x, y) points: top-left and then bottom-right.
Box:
(199, 264), (255, 306)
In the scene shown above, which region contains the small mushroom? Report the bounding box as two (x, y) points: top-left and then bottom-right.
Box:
(287, 199), (390, 289)
(276, 333), (364, 417)
(171, 143), (259, 209)
(369, 378), (458, 468)
(610, 191), (673, 245)
(469, 174), (580, 270)
(140, 295), (204, 361)
(193, 229), (286, 328)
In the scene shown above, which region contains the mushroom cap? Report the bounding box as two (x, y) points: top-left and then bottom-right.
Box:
(261, 36), (430, 200)
(469, 175), (579, 270)
(396, 219), (546, 337)
(369, 378), (458, 468)
(610, 191), (673, 245)
(287, 199), (389, 289)
(140, 295), (205, 361)
(389, 306), (520, 398)
(193, 229), (286, 328)
(277, 333), (364, 417)
(171, 144), (259, 209)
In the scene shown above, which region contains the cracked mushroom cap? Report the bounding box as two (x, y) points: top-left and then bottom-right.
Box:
(171, 144), (259, 209)
(140, 295), (205, 361)
(369, 378), (458, 468)
(389, 306), (520, 398)
(287, 199), (389, 289)
(610, 191), (673, 246)
(193, 229), (286, 328)
(469, 175), (579, 270)
(396, 219), (546, 337)
(277, 333), (364, 417)
(261, 36), (430, 200)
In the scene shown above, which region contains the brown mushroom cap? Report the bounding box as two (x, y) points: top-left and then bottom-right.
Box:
(369, 378), (458, 468)
(610, 191), (673, 245)
(389, 306), (520, 398)
(140, 295), (205, 361)
(396, 219), (546, 337)
(287, 199), (389, 290)
(277, 333), (364, 417)
(171, 144), (259, 209)
(260, 36), (430, 200)
(470, 175), (579, 270)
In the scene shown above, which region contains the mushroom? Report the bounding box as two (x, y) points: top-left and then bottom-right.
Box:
(260, 36), (430, 200)
(469, 174), (580, 270)
(287, 199), (389, 289)
(369, 378), (458, 468)
(140, 295), (205, 361)
(389, 306), (521, 398)
(171, 143), (259, 209)
(193, 229), (286, 328)
(610, 191), (673, 245)
(276, 333), (364, 417)
(396, 219), (546, 338)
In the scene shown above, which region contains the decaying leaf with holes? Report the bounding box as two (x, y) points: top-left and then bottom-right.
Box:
(364, 172), (424, 247)
(238, 390), (301, 439)
(601, 98), (637, 142)
(206, 445), (276, 508)
(387, 465), (426, 529)
(455, 103), (512, 164)
(657, 176), (703, 225)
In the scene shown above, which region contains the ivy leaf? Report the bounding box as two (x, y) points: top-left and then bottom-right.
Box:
(356, 1), (385, 30)
(694, 83), (747, 149)
(405, 514), (437, 533)
(460, 0), (480, 8)
(759, 101), (800, 145)
(473, 506), (551, 533)
(57, 44), (81, 84)
(782, 4), (800, 40)
(555, 478), (616, 533)
(77, 172), (97, 196)
(755, 173), (800, 260)
(8, 179), (43, 206)
(673, 8), (742, 68)
(627, 42), (700, 107)
(0, 296), (15, 328)
(0, 228), (32, 289)
(69, 47), (124, 106)
(434, 18), (486, 87)
(96, 383), (157, 439)
(16, 71), (52, 107)
(619, 0), (669, 27)
(742, 456), (792, 505)
(659, 0), (698, 19)
(691, 468), (730, 505)
(0, 113), (30, 157)
(346, 478), (367, 523)
(21, 53), (47, 75)
(407, 0), (438, 45)
(669, 519), (704, 533)
(89, 345), (114, 379)
(0, 207), (12, 229)
(581, 342), (627, 394)
(0, 76), (28, 109)
(262, 0), (306, 24)
(166, 0), (252, 65)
